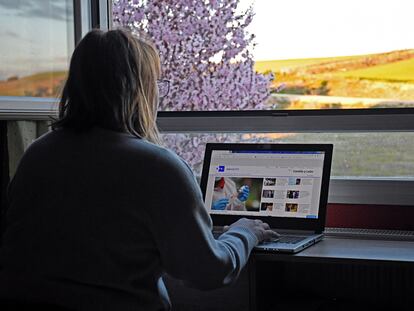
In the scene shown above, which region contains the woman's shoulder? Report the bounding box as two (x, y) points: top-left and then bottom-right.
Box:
(24, 127), (190, 174)
(122, 138), (196, 189)
(20, 129), (62, 154)
(130, 139), (189, 172)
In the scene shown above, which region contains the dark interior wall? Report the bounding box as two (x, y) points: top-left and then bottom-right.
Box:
(326, 203), (414, 230)
(0, 121), (9, 233)
(255, 260), (414, 311)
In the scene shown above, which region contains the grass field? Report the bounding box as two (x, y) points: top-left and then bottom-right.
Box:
(163, 132), (414, 178)
(254, 55), (360, 73)
(254, 50), (414, 103)
(255, 50), (414, 82)
(269, 132), (414, 177)
(335, 58), (414, 82)
(1, 50), (414, 103)
(0, 71), (67, 97)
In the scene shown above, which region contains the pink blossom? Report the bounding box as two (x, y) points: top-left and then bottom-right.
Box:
(113, 0), (273, 168)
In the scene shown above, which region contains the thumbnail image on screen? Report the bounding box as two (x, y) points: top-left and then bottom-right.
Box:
(211, 177), (263, 212)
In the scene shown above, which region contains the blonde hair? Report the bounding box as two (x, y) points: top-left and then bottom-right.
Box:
(123, 31), (162, 144)
(53, 28), (162, 145)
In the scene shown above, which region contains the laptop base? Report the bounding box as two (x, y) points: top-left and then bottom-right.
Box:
(254, 234), (324, 253)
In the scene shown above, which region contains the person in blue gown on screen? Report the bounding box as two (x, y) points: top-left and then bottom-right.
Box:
(212, 177), (250, 211)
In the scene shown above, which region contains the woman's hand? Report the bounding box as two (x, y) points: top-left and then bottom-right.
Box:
(224, 218), (279, 244)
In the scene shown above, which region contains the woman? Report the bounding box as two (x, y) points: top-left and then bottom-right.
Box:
(0, 29), (277, 310)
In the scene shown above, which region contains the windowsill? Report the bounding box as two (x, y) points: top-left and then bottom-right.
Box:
(0, 96), (58, 120)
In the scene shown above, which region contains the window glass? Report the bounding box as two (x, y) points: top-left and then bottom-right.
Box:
(113, 0), (414, 111)
(0, 0), (74, 98)
(161, 132), (414, 178)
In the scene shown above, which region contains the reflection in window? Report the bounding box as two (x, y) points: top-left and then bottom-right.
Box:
(113, 0), (414, 111)
(0, 0), (73, 98)
(162, 132), (414, 178)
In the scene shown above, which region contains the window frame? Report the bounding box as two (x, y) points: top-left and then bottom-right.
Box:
(156, 109), (414, 132)
(74, 0), (111, 43)
(0, 0), (413, 206)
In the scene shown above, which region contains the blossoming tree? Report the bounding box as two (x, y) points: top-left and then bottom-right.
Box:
(113, 0), (272, 170)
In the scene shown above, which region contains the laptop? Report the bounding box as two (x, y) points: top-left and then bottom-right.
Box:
(200, 143), (333, 253)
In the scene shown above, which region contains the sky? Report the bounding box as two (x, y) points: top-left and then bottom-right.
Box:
(0, 0), (413, 80)
(239, 0), (414, 60)
(0, 0), (73, 80)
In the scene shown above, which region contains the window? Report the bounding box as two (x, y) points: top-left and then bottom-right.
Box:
(112, 0), (414, 206)
(250, 0), (414, 110)
(113, 0), (414, 111)
(0, 0), (74, 98)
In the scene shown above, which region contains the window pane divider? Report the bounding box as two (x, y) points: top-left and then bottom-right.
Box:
(157, 109), (414, 132)
(2, 97), (414, 131)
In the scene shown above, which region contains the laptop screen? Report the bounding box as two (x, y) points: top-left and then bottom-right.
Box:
(204, 149), (326, 219)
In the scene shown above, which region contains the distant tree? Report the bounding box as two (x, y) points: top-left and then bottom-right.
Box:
(113, 0), (272, 168)
(7, 76), (19, 82)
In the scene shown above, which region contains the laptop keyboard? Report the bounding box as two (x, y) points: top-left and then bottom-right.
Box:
(278, 236), (306, 244)
(213, 231), (307, 245)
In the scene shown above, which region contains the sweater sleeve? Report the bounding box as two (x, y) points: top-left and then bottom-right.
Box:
(146, 149), (258, 290)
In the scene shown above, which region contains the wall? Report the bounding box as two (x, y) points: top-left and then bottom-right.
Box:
(326, 203), (414, 230)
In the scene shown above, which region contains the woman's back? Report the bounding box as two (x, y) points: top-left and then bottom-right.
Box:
(1, 128), (176, 309)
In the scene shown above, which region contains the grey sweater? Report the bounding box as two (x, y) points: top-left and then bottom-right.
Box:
(0, 127), (257, 310)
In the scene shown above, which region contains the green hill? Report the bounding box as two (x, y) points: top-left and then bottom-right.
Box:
(335, 58), (414, 82)
(0, 71), (67, 97)
(254, 55), (360, 73)
(254, 50), (414, 100)
(255, 50), (414, 83)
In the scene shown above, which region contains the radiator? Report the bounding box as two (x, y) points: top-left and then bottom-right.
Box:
(325, 227), (414, 241)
